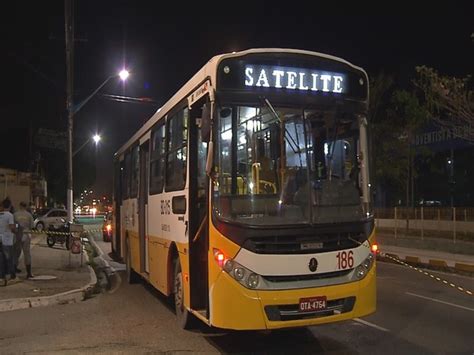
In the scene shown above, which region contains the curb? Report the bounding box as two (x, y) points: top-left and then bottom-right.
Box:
(0, 249), (97, 313)
(377, 253), (474, 276)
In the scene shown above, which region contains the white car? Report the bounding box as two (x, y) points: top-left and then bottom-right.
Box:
(34, 208), (68, 232)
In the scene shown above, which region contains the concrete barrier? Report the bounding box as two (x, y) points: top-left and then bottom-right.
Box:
(454, 263), (474, 273)
(428, 259), (448, 268)
(405, 256), (421, 263)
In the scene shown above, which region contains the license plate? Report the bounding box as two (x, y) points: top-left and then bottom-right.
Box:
(299, 296), (327, 312)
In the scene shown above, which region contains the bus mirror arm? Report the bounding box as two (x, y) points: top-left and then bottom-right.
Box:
(204, 100), (215, 176)
(201, 102), (212, 143)
(206, 140), (214, 176)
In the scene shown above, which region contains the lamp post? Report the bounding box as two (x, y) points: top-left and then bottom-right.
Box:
(73, 134), (101, 157)
(65, 71), (128, 222)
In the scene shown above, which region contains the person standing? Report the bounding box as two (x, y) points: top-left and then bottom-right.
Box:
(14, 202), (35, 279)
(0, 198), (17, 285)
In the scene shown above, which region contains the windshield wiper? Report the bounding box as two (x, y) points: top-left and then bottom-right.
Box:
(327, 107), (342, 181)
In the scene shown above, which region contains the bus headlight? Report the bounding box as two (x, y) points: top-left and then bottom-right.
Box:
(233, 267), (245, 280)
(213, 248), (261, 289)
(352, 253), (374, 280)
(247, 273), (260, 289)
(224, 259), (234, 273)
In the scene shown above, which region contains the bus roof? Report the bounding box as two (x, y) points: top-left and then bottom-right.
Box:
(115, 48), (368, 157)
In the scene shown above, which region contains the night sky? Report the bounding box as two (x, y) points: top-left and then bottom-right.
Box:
(2, 1), (472, 200)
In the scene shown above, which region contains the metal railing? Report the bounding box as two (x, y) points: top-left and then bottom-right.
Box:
(375, 207), (474, 243)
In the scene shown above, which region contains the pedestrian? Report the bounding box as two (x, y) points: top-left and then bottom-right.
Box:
(14, 201), (35, 279)
(0, 198), (18, 286)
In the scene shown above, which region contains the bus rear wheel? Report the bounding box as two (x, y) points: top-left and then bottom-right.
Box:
(173, 257), (193, 329)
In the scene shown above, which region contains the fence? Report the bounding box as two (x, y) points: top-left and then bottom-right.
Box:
(375, 207), (474, 243)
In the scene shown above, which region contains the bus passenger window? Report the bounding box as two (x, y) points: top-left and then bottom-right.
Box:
(150, 124), (166, 194)
(165, 108), (188, 191)
(123, 152), (131, 199)
(130, 145), (139, 198)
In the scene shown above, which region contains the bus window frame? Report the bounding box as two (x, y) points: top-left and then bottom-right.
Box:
(129, 144), (140, 198)
(123, 150), (131, 200)
(164, 106), (189, 192)
(149, 121), (166, 195)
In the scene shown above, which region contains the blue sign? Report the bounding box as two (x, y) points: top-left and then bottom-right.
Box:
(413, 123), (473, 151)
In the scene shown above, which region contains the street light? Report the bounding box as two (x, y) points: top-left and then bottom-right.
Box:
(73, 133), (102, 157)
(92, 134), (101, 144)
(119, 69), (130, 81)
(66, 70), (129, 221)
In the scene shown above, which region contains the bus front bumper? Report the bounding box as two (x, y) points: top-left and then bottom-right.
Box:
(209, 265), (376, 330)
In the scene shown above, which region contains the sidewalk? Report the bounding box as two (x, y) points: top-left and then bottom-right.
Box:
(0, 233), (96, 312)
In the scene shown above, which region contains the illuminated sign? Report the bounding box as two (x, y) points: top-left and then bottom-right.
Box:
(244, 65), (347, 94)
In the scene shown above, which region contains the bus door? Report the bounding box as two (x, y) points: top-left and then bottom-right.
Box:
(139, 140), (150, 273)
(189, 100), (209, 313)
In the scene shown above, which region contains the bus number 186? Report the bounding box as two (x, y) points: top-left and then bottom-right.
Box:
(336, 251), (354, 270)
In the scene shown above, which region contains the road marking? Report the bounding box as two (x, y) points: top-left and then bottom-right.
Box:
(405, 292), (474, 312)
(353, 318), (389, 332)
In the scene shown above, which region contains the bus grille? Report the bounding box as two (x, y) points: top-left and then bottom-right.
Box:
(243, 233), (364, 254)
(262, 269), (352, 283)
(264, 297), (355, 321)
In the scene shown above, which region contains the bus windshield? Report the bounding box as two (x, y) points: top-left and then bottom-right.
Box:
(213, 104), (370, 226)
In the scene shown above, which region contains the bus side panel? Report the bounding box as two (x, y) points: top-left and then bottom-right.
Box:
(176, 241), (190, 308)
(122, 197), (140, 271)
(147, 193), (168, 295)
(130, 229), (140, 272)
(148, 236), (170, 294)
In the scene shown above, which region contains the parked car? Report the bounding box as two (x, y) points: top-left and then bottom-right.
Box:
(34, 208), (68, 232)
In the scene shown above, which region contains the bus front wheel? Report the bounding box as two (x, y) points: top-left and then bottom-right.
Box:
(173, 257), (193, 329)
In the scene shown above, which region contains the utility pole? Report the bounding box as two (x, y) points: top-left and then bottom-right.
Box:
(65, 0), (74, 221)
(449, 147), (455, 208)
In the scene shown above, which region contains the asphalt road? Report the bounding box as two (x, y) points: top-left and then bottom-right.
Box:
(1, 237), (473, 354)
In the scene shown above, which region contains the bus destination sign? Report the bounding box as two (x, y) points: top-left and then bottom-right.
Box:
(244, 65), (347, 94)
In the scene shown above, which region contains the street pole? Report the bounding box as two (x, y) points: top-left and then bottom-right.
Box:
(65, 0), (74, 222)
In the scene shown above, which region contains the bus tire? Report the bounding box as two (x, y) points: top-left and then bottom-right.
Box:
(173, 257), (193, 329)
(126, 238), (139, 284)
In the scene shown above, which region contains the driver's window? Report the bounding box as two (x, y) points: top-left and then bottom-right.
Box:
(324, 139), (344, 178)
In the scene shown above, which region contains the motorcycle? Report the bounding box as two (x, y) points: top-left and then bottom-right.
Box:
(46, 218), (72, 250)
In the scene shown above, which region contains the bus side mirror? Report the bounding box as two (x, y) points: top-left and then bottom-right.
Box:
(201, 102), (211, 143)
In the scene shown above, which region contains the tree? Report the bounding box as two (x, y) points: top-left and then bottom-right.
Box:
(414, 66), (474, 142)
(370, 73), (429, 208)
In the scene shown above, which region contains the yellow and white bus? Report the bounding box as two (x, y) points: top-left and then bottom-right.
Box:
(112, 48), (377, 330)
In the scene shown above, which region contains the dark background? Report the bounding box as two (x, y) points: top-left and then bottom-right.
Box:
(1, 1), (472, 202)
